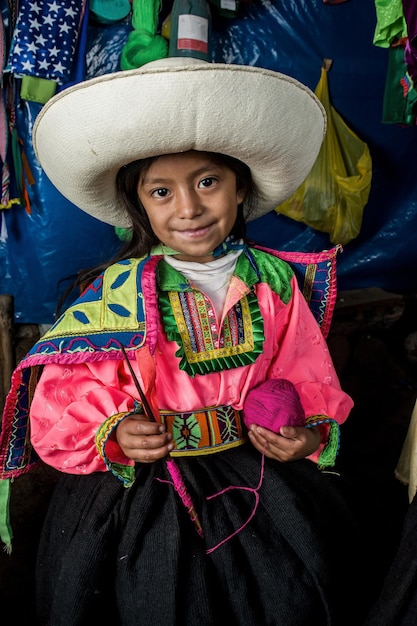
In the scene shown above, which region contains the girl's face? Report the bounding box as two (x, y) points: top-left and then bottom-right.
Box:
(137, 151), (246, 263)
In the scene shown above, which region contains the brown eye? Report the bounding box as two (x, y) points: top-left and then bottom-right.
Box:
(199, 177), (216, 188)
(151, 188), (169, 198)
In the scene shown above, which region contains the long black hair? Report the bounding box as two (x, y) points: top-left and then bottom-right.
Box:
(56, 152), (258, 316)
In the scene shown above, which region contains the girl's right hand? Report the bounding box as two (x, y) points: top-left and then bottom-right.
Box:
(116, 413), (173, 463)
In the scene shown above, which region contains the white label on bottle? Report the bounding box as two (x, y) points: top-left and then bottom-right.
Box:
(221, 0), (237, 9)
(177, 15), (208, 53)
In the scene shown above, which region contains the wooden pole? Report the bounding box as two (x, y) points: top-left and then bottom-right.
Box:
(0, 294), (15, 417)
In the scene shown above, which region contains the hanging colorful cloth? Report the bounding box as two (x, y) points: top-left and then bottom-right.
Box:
(0, 8), (10, 211)
(0, 4), (21, 237)
(5, 0), (87, 104)
(402, 0), (417, 89)
(372, 0), (417, 124)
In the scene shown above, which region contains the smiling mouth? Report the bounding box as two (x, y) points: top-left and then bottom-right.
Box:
(176, 225), (212, 237)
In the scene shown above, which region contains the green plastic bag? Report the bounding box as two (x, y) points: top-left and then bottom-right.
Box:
(275, 63), (372, 245)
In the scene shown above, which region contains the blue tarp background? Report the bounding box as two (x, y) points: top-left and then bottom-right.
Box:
(1, 0), (417, 324)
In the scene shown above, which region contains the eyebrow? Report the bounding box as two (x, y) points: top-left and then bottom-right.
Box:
(141, 163), (223, 186)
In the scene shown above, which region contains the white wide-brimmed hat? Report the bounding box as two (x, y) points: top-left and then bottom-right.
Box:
(33, 57), (326, 228)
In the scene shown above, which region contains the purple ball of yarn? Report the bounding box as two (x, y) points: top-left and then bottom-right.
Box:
(243, 378), (305, 432)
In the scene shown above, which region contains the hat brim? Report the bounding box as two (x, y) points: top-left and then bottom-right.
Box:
(33, 58), (326, 228)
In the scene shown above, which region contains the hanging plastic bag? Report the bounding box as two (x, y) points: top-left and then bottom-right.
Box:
(275, 60), (372, 245)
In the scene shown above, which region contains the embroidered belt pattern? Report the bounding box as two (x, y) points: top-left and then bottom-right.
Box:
(159, 405), (247, 456)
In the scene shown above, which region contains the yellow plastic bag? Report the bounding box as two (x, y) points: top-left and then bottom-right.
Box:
(275, 62), (372, 245)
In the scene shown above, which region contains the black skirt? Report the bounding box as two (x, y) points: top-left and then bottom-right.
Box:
(36, 444), (365, 626)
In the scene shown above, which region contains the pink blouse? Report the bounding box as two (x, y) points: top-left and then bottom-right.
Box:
(30, 274), (353, 475)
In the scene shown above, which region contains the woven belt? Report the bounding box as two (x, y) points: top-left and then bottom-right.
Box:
(159, 405), (247, 456)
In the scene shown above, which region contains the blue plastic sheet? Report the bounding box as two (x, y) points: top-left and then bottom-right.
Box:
(1, 0), (417, 323)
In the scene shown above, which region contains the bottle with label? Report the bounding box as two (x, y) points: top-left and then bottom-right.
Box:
(168, 0), (212, 62)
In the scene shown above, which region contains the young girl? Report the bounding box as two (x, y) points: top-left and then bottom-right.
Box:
(1, 58), (363, 625)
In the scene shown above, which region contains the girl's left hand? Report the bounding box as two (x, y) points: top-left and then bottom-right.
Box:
(248, 424), (321, 462)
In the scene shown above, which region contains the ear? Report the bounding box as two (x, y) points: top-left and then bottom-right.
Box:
(237, 185), (247, 205)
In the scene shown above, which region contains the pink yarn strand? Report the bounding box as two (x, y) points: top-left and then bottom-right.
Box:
(205, 453), (266, 555)
(156, 453), (266, 552)
(166, 458), (204, 538)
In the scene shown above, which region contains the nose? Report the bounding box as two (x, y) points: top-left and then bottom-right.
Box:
(175, 187), (203, 219)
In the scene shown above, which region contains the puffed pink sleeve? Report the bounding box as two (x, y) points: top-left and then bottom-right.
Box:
(265, 275), (353, 424)
(258, 275), (353, 465)
(30, 359), (141, 476)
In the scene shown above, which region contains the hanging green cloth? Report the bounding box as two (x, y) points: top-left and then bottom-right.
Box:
(382, 45), (417, 125)
(0, 479), (12, 553)
(120, 0), (168, 70)
(373, 0), (407, 47)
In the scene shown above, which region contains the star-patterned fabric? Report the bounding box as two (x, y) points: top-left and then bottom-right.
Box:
(6, 0), (86, 85)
